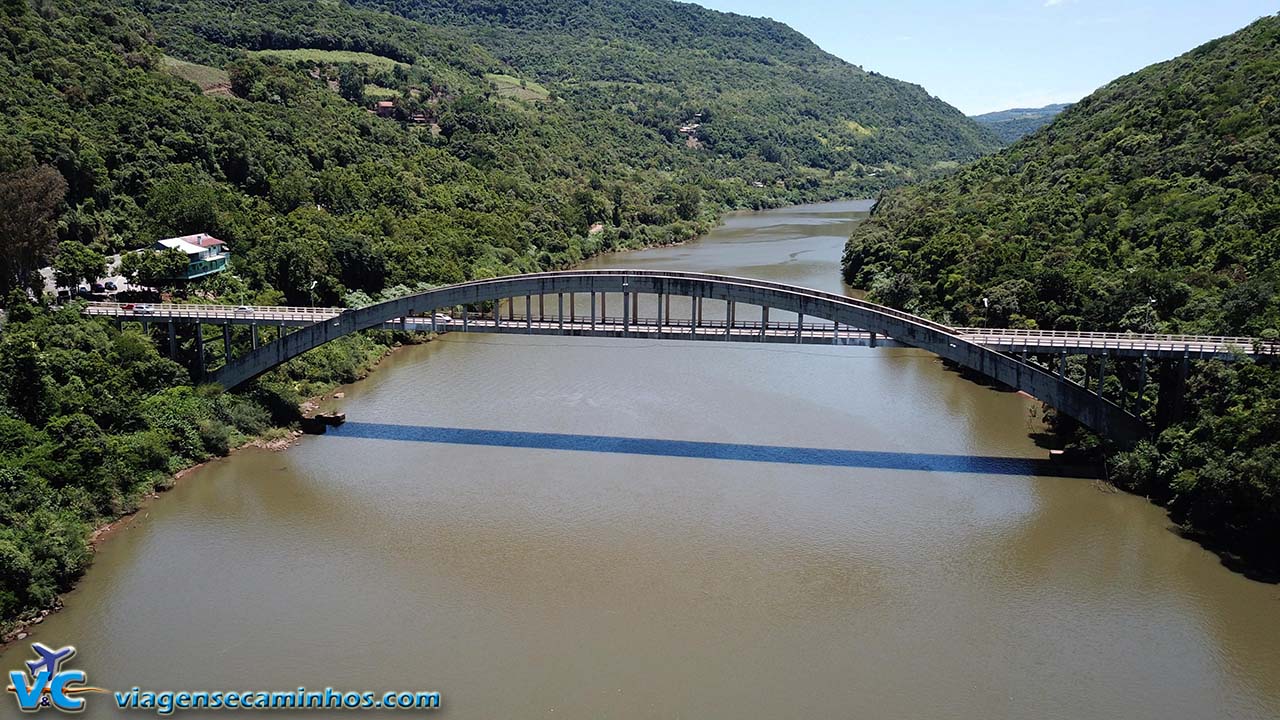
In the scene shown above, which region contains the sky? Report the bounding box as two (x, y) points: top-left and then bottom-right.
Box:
(692, 0), (1279, 115)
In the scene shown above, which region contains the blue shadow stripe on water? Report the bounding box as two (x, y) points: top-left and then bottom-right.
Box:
(328, 422), (1075, 477)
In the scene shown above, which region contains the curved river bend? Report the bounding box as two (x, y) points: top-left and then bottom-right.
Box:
(6, 200), (1278, 719)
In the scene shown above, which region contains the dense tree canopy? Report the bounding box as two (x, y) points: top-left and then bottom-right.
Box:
(843, 15), (1280, 572)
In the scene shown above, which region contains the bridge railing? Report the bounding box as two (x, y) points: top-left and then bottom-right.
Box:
(953, 326), (1270, 354)
(84, 302), (342, 321)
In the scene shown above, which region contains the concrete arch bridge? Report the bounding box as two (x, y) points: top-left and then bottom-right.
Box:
(85, 270), (1275, 444)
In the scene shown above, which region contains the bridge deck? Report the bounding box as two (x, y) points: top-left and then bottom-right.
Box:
(84, 302), (1272, 360)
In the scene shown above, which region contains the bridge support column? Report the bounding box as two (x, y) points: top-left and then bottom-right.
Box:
(600, 292), (606, 324)
(463, 306), (469, 332)
(1058, 350), (1067, 380)
(726, 300), (734, 339)
(250, 324), (258, 350)
(622, 291), (630, 335)
(632, 292), (638, 324)
(570, 293), (575, 322)
(870, 331), (877, 349)
(1096, 353), (1108, 397)
(431, 309), (438, 334)
(223, 325), (232, 362)
(665, 294), (671, 326)
(696, 297), (703, 329)
(169, 322), (177, 357)
(656, 292), (663, 329)
(141, 320), (149, 334)
(525, 295), (532, 332)
(833, 320), (839, 345)
(761, 307), (769, 340)
(508, 298), (514, 322)
(195, 323), (205, 378)
(558, 293), (564, 331)
(539, 294), (544, 323)
(590, 292), (597, 331)
(1155, 355), (1191, 429)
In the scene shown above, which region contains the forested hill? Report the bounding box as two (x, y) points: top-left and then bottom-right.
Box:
(843, 15), (1280, 572)
(970, 103), (1071, 143)
(345, 0), (1001, 172)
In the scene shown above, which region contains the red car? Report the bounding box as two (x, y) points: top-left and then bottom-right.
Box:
(121, 303), (135, 311)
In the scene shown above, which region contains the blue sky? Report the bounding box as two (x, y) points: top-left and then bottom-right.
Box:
(693, 1), (1278, 115)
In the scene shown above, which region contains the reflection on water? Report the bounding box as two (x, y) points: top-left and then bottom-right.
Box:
(5, 200), (1278, 720)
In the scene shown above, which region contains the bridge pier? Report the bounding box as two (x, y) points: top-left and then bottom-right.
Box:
(796, 314), (803, 343)
(250, 324), (258, 350)
(656, 292), (663, 329)
(590, 292), (597, 331)
(558, 293), (564, 331)
(622, 290), (629, 334)
(725, 300), (734, 339)
(195, 324), (205, 378)
(525, 295), (532, 332)
(223, 325), (232, 362)
(463, 306), (469, 332)
(1096, 353), (1108, 397)
(169, 322), (177, 358)
(761, 307), (769, 339)
(1155, 355), (1190, 429)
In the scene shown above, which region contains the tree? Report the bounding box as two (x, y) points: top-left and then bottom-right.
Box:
(53, 243), (107, 291)
(338, 63), (366, 105)
(0, 165), (67, 302)
(118, 248), (190, 291)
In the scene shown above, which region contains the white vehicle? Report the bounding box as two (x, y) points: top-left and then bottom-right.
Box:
(432, 313), (453, 324)
(134, 304), (154, 315)
(235, 306), (252, 313)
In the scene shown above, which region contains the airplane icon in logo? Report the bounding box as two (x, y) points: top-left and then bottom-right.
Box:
(24, 643), (76, 679)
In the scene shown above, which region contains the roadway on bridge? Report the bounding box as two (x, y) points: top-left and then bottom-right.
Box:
(84, 301), (1272, 359)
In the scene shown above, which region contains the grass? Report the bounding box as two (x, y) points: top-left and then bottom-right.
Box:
(363, 84), (400, 100)
(249, 49), (408, 71)
(484, 73), (550, 102)
(162, 56), (230, 91)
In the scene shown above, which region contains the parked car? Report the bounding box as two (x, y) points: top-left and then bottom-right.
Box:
(91, 282), (105, 293)
(56, 289), (71, 301)
(433, 313), (453, 324)
(104, 280), (118, 291)
(134, 304), (153, 315)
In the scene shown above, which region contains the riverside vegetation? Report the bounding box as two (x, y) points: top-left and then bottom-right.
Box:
(843, 15), (1280, 574)
(0, 0), (997, 629)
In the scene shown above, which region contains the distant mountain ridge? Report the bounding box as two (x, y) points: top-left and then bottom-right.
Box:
(970, 103), (1071, 143)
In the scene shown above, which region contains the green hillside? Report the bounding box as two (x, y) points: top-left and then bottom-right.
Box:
(345, 0), (1001, 176)
(843, 16), (1280, 572)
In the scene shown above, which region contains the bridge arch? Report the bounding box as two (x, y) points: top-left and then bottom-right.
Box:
(211, 270), (1147, 443)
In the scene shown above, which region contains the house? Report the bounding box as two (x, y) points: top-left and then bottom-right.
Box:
(152, 233), (229, 280)
(374, 100), (396, 118)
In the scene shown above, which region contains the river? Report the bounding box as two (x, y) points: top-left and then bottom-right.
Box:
(5, 200), (1278, 718)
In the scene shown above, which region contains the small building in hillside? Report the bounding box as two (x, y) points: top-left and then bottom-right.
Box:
(374, 100), (396, 118)
(152, 233), (229, 280)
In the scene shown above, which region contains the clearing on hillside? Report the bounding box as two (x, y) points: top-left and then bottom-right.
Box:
(485, 73), (550, 102)
(162, 56), (231, 94)
(249, 49), (408, 70)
